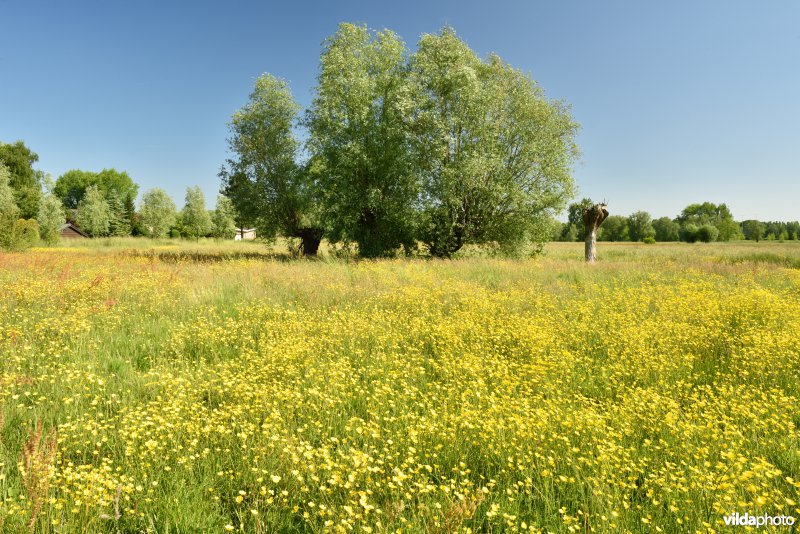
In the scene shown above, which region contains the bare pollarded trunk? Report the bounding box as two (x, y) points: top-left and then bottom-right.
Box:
(585, 227), (598, 263)
(583, 203), (609, 263)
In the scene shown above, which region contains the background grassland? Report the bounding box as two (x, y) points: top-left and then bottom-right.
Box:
(1, 240), (799, 533)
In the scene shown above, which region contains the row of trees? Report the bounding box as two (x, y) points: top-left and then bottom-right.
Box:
(135, 187), (237, 240)
(221, 23), (580, 257)
(56, 167), (237, 239)
(0, 140), (239, 250)
(559, 200), (797, 243)
(740, 220), (800, 242)
(144, 187), (237, 240)
(50, 183), (237, 241)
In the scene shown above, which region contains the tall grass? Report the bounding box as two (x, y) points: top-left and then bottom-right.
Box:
(0, 240), (798, 532)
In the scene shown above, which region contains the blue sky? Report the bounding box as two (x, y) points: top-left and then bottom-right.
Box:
(1, 0), (798, 221)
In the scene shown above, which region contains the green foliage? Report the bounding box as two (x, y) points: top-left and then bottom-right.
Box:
(677, 202), (720, 224)
(787, 222), (800, 240)
(562, 199), (593, 241)
(697, 224), (719, 243)
(37, 179), (66, 245)
(76, 185), (111, 237)
(410, 28), (578, 257)
(307, 23), (417, 257)
(53, 169), (94, 208)
(0, 140), (42, 218)
(0, 216), (40, 250)
(140, 188), (177, 238)
(219, 170), (257, 231)
(0, 163), (37, 250)
(559, 223), (579, 242)
(222, 24), (578, 258)
(17, 218), (40, 248)
(182, 186), (212, 239)
(54, 168), (139, 209)
(170, 212), (185, 238)
(0, 209), (19, 250)
(221, 74), (323, 255)
(627, 211), (655, 242)
(211, 195), (237, 239)
(677, 202), (741, 241)
(124, 191), (141, 235)
(0, 163), (17, 213)
(107, 190), (132, 236)
(653, 217), (680, 242)
(757, 220), (799, 241)
(643, 236), (656, 244)
(539, 215), (565, 244)
(741, 220), (765, 242)
(0, 166), (40, 249)
(598, 215), (629, 241)
(681, 223), (700, 243)
(715, 217), (742, 241)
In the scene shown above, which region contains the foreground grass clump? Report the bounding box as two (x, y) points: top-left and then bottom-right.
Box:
(0, 241), (799, 532)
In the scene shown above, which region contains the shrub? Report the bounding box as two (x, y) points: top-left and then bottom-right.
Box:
(0, 215), (40, 251)
(698, 224), (719, 243)
(680, 223), (700, 243)
(643, 236), (656, 244)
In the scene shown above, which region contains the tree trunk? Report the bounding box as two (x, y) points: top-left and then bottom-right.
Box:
(584, 227), (598, 263)
(582, 203), (609, 263)
(298, 228), (324, 257)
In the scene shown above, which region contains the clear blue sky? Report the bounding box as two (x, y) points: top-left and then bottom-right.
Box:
(2, 0), (798, 221)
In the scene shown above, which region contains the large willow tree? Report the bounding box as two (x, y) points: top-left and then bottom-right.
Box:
(220, 75), (325, 255)
(222, 24), (580, 258)
(410, 28), (579, 257)
(306, 23), (419, 257)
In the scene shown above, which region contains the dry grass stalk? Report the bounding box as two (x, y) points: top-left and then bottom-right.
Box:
(441, 492), (485, 533)
(20, 421), (58, 532)
(0, 405), (4, 532)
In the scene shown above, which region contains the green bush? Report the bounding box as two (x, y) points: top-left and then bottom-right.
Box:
(643, 236), (656, 244)
(680, 223), (700, 243)
(698, 224), (719, 243)
(0, 214), (40, 250)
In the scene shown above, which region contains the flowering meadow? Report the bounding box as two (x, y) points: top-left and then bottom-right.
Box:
(1, 241), (799, 533)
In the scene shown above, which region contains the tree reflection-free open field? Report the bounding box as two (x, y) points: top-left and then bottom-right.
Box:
(1, 241), (799, 532)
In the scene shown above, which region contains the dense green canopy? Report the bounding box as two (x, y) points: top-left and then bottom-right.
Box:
(54, 168), (138, 209)
(0, 140), (42, 219)
(220, 74), (325, 255)
(223, 23), (580, 257)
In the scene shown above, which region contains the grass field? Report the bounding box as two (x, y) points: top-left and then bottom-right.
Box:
(1, 240), (799, 532)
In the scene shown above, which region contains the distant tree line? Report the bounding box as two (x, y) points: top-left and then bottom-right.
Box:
(71, 183), (236, 241)
(4, 133), (797, 253)
(558, 199), (798, 243)
(0, 140), (237, 250)
(740, 220), (799, 242)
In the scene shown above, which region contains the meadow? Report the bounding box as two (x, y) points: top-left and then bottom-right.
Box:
(1, 240), (799, 533)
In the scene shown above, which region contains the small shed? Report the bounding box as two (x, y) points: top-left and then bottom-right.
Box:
(234, 228), (256, 241)
(59, 222), (88, 239)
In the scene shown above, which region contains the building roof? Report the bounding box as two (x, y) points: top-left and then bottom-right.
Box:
(58, 222), (89, 237)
